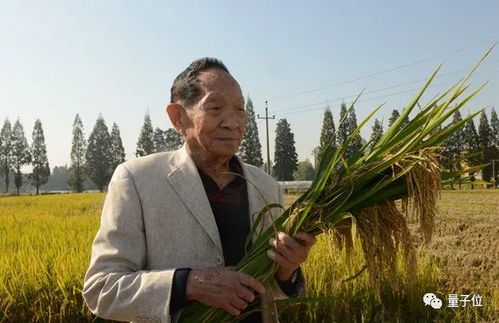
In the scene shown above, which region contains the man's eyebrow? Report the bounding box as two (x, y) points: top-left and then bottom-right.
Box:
(203, 94), (219, 104)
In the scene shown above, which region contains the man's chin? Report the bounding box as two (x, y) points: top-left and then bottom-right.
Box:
(210, 145), (239, 159)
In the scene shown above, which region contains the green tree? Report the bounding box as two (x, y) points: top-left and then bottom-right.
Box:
(491, 108), (499, 148)
(388, 109), (400, 127)
(273, 119), (298, 180)
(336, 103), (363, 158)
(318, 108), (336, 164)
(369, 118), (384, 149)
(463, 117), (480, 188)
(110, 122), (126, 172)
(337, 103), (349, 147)
(136, 113), (155, 157)
(86, 115), (112, 192)
(29, 119), (50, 194)
(441, 111), (465, 188)
(239, 97), (264, 167)
(490, 108), (499, 186)
(293, 160), (316, 180)
(11, 119), (31, 194)
(388, 109), (409, 127)
(347, 107), (363, 158)
(153, 127), (167, 152)
(478, 111), (493, 182)
(0, 119), (13, 193)
(69, 114), (86, 192)
(164, 128), (184, 151)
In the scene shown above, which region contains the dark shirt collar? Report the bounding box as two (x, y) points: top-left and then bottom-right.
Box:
(196, 155), (244, 182)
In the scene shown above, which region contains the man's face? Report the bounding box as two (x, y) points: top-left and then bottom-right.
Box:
(181, 69), (246, 159)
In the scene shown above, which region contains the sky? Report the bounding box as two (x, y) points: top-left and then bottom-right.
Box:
(1, 0), (499, 169)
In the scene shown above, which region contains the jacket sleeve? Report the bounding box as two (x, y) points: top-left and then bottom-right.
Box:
(268, 184), (306, 300)
(82, 164), (175, 323)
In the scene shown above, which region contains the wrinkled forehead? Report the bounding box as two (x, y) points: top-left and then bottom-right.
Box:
(198, 69), (244, 102)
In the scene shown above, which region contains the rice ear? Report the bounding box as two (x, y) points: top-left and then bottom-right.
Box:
(178, 50), (491, 323)
(330, 217), (354, 254)
(401, 148), (441, 243)
(355, 201), (416, 301)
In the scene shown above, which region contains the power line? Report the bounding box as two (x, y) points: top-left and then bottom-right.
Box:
(274, 69), (499, 117)
(272, 61), (499, 115)
(275, 80), (454, 117)
(254, 41), (497, 109)
(272, 68), (465, 114)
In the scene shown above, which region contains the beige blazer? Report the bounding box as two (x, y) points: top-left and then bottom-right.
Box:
(82, 146), (303, 323)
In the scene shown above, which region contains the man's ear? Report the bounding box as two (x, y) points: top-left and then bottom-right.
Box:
(166, 103), (185, 133)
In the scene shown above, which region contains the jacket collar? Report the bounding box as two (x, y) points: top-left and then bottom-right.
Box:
(165, 145), (268, 252)
(166, 146), (222, 253)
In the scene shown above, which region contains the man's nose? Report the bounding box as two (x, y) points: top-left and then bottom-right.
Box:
(220, 111), (244, 129)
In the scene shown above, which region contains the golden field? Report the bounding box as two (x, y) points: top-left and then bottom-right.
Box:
(0, 191), (497, 322)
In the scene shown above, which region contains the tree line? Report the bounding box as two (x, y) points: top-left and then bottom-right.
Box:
(0, 113), (183, 194)
(2, 101), (497, 194)
(316, 105), (499, 187)
(68, 113), (183, 192)
(241, 99), (499, 186)
(0, 118), (49, 194)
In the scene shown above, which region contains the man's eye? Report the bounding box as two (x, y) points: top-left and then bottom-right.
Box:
(209, 107), (221, 111)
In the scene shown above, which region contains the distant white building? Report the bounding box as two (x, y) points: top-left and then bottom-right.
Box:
(278, 181), (312, 193)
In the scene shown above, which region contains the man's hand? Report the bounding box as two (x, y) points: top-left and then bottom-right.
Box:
(267, 231), (317, 281)
(185, 267), (266, 317)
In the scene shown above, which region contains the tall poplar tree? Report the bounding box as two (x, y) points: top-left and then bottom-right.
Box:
(69, 114), (86, 192)
(164, 128), (184, 151)
(29, 119), (50, 194)
(337, 103), (363, 158)
(0, 119), (13, 192)
(136, 113), (155, 157)
(463, 117), (480, 187)
(337, 103), (349, 147)
(110, 122), (126, 172)
(491, 108), (499, 148)
(273, 119), (298, 180)
(388, 109), (409, 127)
(11, 119), (31, 194)
(441, 111), (465, 188)
(490, 108), (499, 185)
(153, 127), (167, 152)
(478, 111), (493, 181)
(318, 108), (336, 164)
(388, 110), (400, 127)
(347, 107), (363, 158)
(86, 116), (112, 192)
(239, 97), (263, 167)
(369, 118), (384, 149)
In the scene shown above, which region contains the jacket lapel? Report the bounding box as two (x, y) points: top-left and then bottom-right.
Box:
(240, 161), (270, 242)
(166, 146), (223, 253)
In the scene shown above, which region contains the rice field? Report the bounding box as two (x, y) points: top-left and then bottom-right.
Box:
(278, 191), (499, 322)
(0, 193), (104, 322)
(0, 191), (497, 322)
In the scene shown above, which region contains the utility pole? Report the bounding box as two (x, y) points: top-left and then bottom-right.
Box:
(257, 101), (275, 174)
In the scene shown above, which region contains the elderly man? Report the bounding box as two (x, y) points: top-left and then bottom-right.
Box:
(82, 58), (316, 323)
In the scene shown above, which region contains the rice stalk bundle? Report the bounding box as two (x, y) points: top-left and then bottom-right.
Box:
(179, 49), (492, 322)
